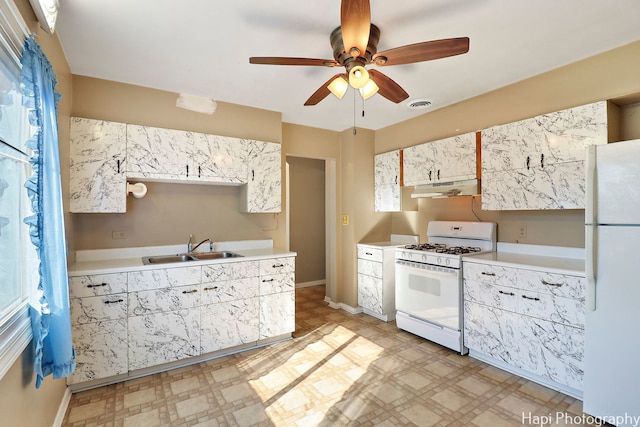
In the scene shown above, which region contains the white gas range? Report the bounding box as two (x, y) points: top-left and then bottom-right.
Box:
(395, 221), (496, 354)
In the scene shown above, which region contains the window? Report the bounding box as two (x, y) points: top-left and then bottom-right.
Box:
(0, 0), (34, 380)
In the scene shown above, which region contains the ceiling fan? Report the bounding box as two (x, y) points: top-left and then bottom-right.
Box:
(249, 0), (469, 106)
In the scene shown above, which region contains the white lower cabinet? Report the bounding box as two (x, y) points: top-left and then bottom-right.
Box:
(68, 254), (296, 387)
(68, 274), (128, 384)
(356, 244), (397, 321)
(258, 257), (295, 338)
(463, 260), (585, 392)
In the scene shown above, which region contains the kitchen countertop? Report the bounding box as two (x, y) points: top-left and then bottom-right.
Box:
(68, 240), (296, 276)
(463, 242), (585, 276)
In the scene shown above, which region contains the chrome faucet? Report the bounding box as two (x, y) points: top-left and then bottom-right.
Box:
(187, 234), (214, 253)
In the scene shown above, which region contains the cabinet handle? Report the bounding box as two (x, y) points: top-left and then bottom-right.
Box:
(395, 175), (398, 184)
(437, 169), (440, 180)
(198, 165), (201, 178)
(272, 263), (284, 268)
(498, 290), (515, 296)
(526, 156), (530, 170)
(541, 279), (563, 288)
(203, 286), (218, 291)
(87, 282), (107, 288)
(116, 159), (121, 174)
(182, 289), (198, 294)
(365, 252), (373, 256)
(252, 169), (255, 181)
(104, 299), (123, 304)
(481, 272), (496, 276)
(521, 295), (540, 301)
(428, 170), (432, 181)
(186, 165), (189, 177)
(262, 278), (275, 282)
(540, 153), (544, 168)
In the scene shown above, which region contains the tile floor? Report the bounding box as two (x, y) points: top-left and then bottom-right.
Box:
(62, 285), (601, 427)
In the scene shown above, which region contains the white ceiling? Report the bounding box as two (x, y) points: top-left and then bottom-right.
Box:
(55, 0), (640, 132)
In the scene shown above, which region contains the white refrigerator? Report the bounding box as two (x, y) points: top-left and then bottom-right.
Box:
(584, 139), (640, 426)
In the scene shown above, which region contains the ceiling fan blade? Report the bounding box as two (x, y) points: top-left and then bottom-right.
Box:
(368, 70), (409, 103)
(340, 0), (371, 57)
(373, 37), (469, 66)
(304, 73), (346, 106)
(250, 57), (339, 67)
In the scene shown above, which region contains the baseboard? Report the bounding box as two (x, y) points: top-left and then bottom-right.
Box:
(295, 280), (325, 288)
(325, 296), (362, 314)
(53, 386), (72, 427)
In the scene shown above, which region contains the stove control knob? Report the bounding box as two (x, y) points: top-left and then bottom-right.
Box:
(421, 254), (427, 262)
(445, 258), (450, 266)
(437, 257), (442, 264)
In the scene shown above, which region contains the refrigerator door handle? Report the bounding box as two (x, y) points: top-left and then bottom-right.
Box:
(585, 145), (597, 225)
(586, 225), (597, 311)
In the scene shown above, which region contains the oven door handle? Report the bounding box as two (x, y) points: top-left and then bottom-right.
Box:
(396, 261), (459, 277)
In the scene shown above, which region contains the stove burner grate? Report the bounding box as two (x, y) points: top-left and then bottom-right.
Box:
(403, 244), (482, 255)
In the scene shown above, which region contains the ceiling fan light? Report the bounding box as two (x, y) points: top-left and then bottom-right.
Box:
(327, 76), (349, 99)
(359, 79), (379, 100)
(349, 65), (369, 89)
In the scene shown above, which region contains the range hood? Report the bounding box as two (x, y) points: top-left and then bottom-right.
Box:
(411, 179), (480, 198)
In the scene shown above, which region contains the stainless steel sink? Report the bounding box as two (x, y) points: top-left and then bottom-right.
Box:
(142, 251), (243, 265)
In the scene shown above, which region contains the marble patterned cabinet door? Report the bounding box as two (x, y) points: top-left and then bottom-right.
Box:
(374, 150), (401, 212)
(126, 124), (193, 180)
(258, 257), (295, 338)
(403, 132), (477, 186)
(69, 118), (127, 213)
(481, 101), (608, 210)
(240, 140), (282, 213)
(192, 133), (248, 183)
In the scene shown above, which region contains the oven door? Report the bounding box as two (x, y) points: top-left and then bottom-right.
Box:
(395, 260), (461, 330)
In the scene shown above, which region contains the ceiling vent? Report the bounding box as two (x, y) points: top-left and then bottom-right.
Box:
(407, 99), (432, 110)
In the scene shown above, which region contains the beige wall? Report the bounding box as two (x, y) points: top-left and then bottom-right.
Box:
(287, 157), (325, 285)
(377, 41), (640, 248)
(0, 1), (71, 426)
(70, 77), (286, 250)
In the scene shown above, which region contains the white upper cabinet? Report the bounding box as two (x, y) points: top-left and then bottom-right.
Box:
(481, 101), (608, 210)
(374, 150), (401, 212)
(69, 117), (127, 213)
(403, 132), (477, 186)
(240, 140), (282, 213)
(126, 124), (193, 180)
(191, 133), (247, 183)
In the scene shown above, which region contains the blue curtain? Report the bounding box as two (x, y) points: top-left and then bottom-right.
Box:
(21, 35), (75, 388)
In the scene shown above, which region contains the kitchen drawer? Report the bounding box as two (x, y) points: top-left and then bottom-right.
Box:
(259, 257), (295, 276)
(357, 259), (382, 278)
(463, 279), (519, 312)
(128, 266), (201, 292)
(71, 293), (127, 324)
(69, 273), (127, 298)
(203, 260), (259, 282)
(260, 272), (295, 295)
(200, 277), (260, 305)
(128, 285), (200, 316)
(463, 262), (518, 286)
(357, 246), (383, 262)
(517, 290), (585, 328)
(517, 269), (585, 300)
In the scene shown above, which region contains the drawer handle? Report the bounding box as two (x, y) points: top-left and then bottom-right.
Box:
(541, 280), (563, 287)
(104, 299), (123, 304)
(262, 278), (274, 282)
(272, 264), (284, 268)
(481, 272), (496, 276)
(498, 290), (514, 296)
(522, 295), (540, 301)
(182, 289), (198, 294)
(203, 286), (218, 291)
(365, 252), (373, 256)
(87, 283), (107, 288)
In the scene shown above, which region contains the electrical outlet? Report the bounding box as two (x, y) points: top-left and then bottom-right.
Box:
(342, 214), (349, 225)
(518, 224), (527, 238)
(112, 231), (127, 239)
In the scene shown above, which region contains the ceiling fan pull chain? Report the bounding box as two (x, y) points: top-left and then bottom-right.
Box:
(353, 88), (357, 135)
